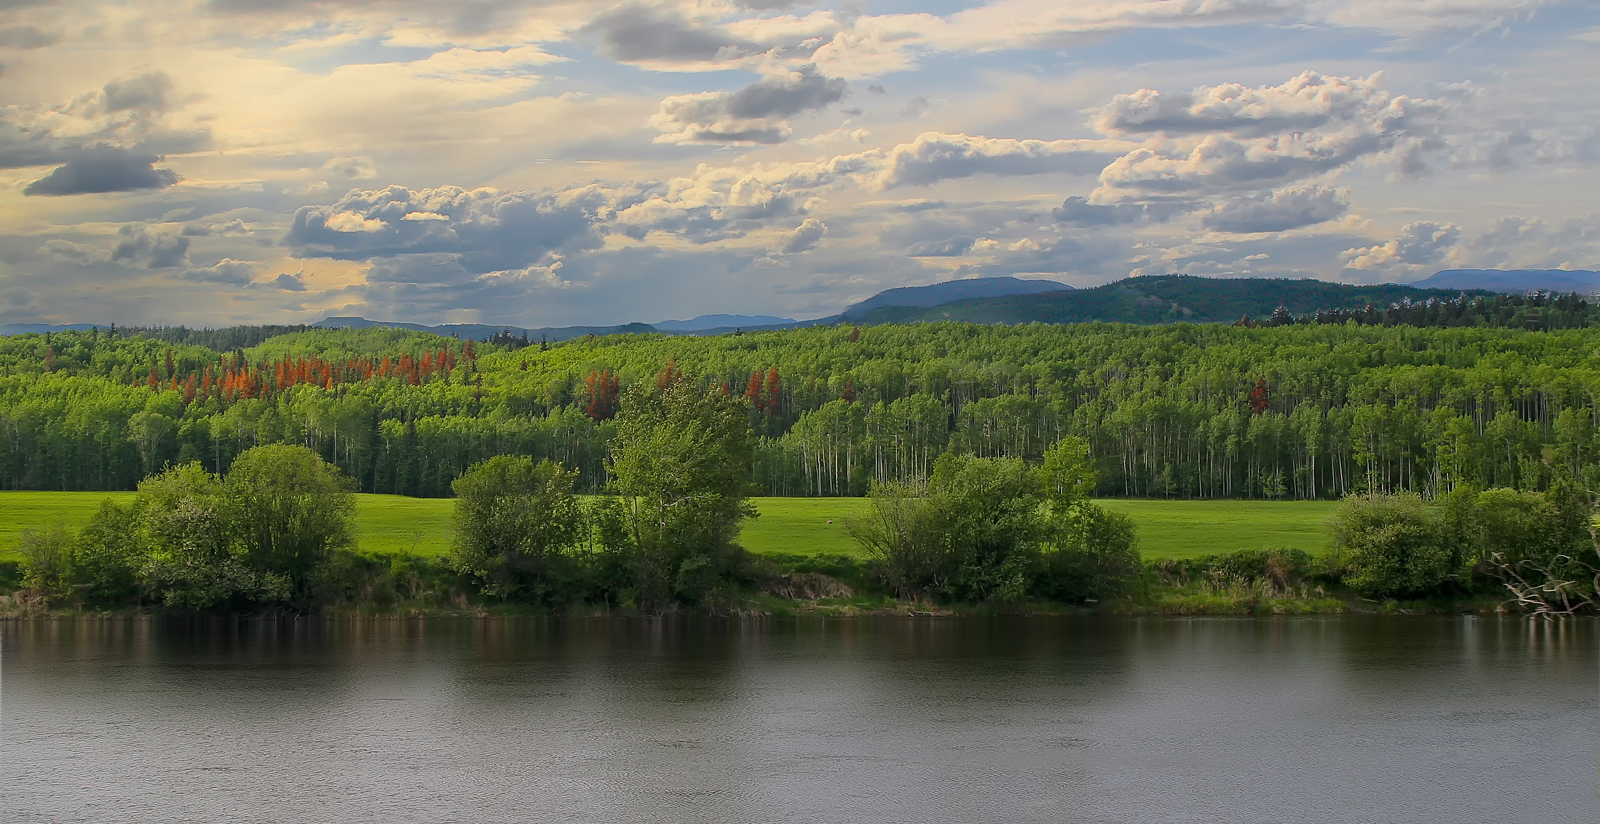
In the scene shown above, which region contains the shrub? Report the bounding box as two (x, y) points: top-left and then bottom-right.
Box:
(0, 559), (22, 591)
(71, 500), (143, 604)
(930, 454), (1043, 602)
(1038, 505), (1140, 603)
(1035, 438), (1140, 603)
(1149, 548), (1316, 592)
(851, 455), (1045, 602)
(18, 525), (74, 600)
(1330, 493), (1454, 597)
(849, 480), (946, 599)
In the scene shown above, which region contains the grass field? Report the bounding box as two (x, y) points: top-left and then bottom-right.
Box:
(0, 491), (1338, 562)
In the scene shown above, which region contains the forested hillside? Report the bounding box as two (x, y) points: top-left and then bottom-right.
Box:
(851, 275), (1589, 328)
(3, 318), (1600, 501)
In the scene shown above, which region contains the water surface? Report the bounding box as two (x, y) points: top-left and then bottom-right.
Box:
(2, 617), (1596, 823)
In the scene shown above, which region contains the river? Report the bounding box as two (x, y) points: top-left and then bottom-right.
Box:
(2, 616), (1595, 823)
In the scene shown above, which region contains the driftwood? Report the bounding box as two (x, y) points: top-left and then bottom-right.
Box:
(1487, 551), (1600, 617)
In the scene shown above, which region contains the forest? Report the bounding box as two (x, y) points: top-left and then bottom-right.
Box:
(3, 301), (1600, 504)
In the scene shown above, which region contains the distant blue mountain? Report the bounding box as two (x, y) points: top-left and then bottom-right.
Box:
(841, 276), (1071, 319)
(652, 314), (796, 332)
(315, 317), (656, 341)
(1411, 269), (1600, 294)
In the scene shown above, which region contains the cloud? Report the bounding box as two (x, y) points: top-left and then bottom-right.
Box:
(182, 258), (259, 286)
(651, 95), (789, 144)
(43, 239), (109, 265)
(111, 224), (190, 269)
(1088, 72), (1448, 203)
(1097, 130), (1382, 200)
(1095, 72), (1411, 137)
(799, 127), (872, 146)
(323, 155), (378, 180)
(1199, 185), (1349, 233)
(0, 285), (38, 313)
(0, 25), (59, 49)
(1341, 221), (1461, 270)
(326, 211), (388, 233)
(920, 0), (1545, 53)
(1052, 196), (1148, 226)
(780, 217), (827, 253)
(1, 72), (177, 168)
(908, 236), (975, 256)
(947, 234), (1128, 280)
(23, 145), (180, 196)
(271, 272), (307, 291)
(1451, 213), (1600, 270)
(864, 132), (1124, 189)
(726, 65), (848, 118)
(585, 5), (757, 65)
(651, 65), (848, 144)
(287, 184), (602, 274)
(101, 72), (174, 114)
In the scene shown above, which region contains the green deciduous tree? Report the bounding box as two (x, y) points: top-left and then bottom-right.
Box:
(450, 456), (587, 603)
(1036, 438), (1140, 602)
(137, 462), (290, 609)
(220, 444), (355, 603)
(928, 453), (1043, 602)
(608, 378), (756, 608)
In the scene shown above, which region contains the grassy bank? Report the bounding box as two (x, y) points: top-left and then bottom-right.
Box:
(0, 491), (1337, 561)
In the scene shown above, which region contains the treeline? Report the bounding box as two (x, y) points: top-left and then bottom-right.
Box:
(1238, 290), (1592, 331)
(8, 381), (1141, 613)
(1326, 483), (1599, 615)
(7, 321), (1600, 500)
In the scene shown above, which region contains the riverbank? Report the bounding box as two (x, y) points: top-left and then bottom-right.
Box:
(0, 586), (1509, 620)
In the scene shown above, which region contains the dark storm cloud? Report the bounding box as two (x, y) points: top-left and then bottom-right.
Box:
(585, 5), (756, 63)
(23, 145), (180, 196)
(287, 185), (602, 274)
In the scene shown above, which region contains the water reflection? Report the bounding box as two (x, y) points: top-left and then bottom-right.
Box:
(2, 617), (1595, 823)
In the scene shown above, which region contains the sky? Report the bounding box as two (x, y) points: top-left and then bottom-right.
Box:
(2, 0), (1600, 327)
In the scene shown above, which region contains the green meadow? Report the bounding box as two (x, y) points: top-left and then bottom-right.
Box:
(0, 491), (1336, 562)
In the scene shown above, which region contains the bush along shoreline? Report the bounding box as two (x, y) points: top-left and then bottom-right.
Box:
(2, 373), (1595, 619)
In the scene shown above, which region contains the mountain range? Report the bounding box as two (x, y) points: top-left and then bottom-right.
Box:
(0, 269), (1590, 338)
(1409, 269), (1600, 293)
